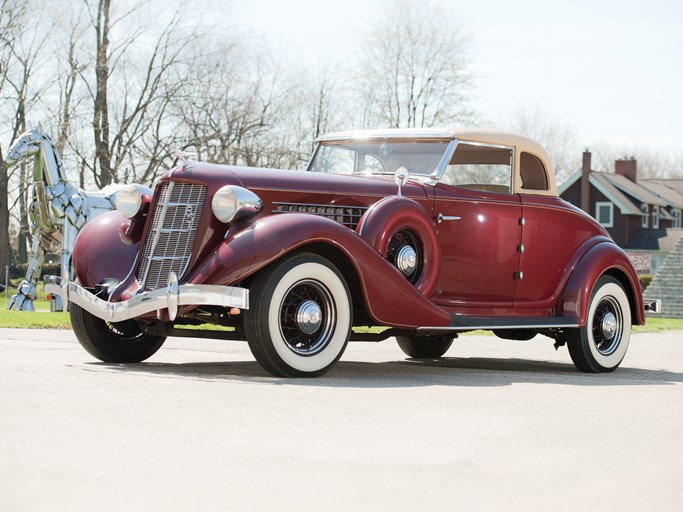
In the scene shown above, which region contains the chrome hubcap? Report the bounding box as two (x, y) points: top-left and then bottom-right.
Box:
(396, 245), (417, 276)
(387, 230), (422, 284)
(296, 300), (323, 334)
(279, 279), (335, 356)
(592, 296), (623, 356)
(601, 312), (617, 339)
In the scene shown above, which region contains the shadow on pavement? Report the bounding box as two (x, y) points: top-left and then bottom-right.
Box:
(81, 355), (683, 388)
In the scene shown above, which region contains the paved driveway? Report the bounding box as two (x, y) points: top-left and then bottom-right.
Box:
(1, 328), (682, 511)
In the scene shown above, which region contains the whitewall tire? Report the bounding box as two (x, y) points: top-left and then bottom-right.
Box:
(565, 276), (632, 373)
(244, 253), (352, 377)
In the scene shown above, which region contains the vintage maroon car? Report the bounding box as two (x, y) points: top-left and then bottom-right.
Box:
(46, 128), (659, 377)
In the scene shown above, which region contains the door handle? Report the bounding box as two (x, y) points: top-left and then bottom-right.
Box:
(437, 213), (462, 223)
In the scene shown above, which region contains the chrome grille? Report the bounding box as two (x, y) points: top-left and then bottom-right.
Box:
(137, 182), (206, 290)
(273, 202), (367, 230)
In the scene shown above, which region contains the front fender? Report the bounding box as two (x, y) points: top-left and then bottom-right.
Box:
(357, 195), (440, 297)
(72, 211), (140, 288)
(558, 241), (645, 326)
(186, 213), (451, 329)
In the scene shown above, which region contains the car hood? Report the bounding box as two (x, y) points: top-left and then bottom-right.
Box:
(166, 163), (430, 204)
(229, 165), (430, 202)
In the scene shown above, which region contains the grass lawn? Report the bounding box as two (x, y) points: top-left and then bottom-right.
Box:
(1, 286), (682, 332)
(0, 283), (72, 329)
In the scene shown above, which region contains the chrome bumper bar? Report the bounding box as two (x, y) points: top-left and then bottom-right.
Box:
(44, 272), (249, 322)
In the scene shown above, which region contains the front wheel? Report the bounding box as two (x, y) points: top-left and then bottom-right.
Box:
(396, 334), (454, 358)
(70, 303), (166, 363)
(244, 253), (352, 377)
(564, 276), (632, 373)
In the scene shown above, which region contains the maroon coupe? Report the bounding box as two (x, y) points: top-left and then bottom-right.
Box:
(46, 128), (659, 377)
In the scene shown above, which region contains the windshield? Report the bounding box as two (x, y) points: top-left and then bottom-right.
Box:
(307, 139), (451, 176)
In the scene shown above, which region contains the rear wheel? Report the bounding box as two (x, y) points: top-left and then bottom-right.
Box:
(70, 303), (166, 363)
(396, 334), (454, 358)
(244, 253), (352, 378)
(565, 276), (631, 373)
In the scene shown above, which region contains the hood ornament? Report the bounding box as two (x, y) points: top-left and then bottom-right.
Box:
(173, 149), (198, 171)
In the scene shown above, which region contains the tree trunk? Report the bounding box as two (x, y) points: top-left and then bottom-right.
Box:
(17, 162), (30, 265)
(0, 146), (9, 281)
(93, 0), (113, 187)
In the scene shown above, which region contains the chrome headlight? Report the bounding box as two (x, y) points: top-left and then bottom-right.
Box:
(115, 185), (143, 218)
(211, 185), (263, 224)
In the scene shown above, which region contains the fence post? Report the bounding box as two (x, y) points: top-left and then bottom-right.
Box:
(4, 265), (8, 297)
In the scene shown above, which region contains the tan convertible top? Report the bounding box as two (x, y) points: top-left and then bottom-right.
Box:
(317, 128), (558, 197)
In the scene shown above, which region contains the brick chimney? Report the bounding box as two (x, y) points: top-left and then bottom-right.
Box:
(615, 157), (637, 182)
(581, 149), (591, 213)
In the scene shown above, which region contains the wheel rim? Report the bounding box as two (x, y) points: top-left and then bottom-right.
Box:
(279, 279), (335, 356)
(591, 296), (623, 356)
(105, 320), (144, 341)
(387, 230), (422, 284)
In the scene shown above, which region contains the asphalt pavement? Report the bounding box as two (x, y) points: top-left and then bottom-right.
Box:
(1, 328), (682, 511)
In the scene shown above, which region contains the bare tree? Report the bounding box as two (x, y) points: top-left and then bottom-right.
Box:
(0, 0), (31, 274)
(0, 0), (13, 276)
(172, 40), (302, 168)
(357, 0), (475, 128)
(83, 0), (197, 187)
(54, 11), (88, 156)
(0, 145), (8, 279)
(1, 0), (52, 264)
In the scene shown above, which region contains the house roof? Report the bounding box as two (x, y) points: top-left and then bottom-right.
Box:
(646, 179), (683, 196)
(589, 173), (643, 215)
(558, 169), (678, 215)
(628, 228), (683, 251)
(603, 173), (668, 207)
(640, 180), (683, 209)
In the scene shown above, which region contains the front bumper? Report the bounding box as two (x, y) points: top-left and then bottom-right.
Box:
(44, 273), (249, 322)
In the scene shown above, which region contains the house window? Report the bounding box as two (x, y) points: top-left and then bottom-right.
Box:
(653, 206), (660, 229)
(595, 202), (613, 228)
(641, 204), (649, 228)
(673, 209), (681, 228)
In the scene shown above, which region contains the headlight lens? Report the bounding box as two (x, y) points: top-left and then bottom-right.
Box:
(211, 185), (263, 224)
(115, 185), (143, 218)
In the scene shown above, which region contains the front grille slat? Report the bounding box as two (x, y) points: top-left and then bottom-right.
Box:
(136, 182), (206, 290)
(273, 202), (367, 230)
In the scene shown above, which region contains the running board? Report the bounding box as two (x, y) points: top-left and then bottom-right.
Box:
(416, 314), (579, 333)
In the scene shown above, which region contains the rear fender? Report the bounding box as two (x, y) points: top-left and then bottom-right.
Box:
(187, 213), (450, 329)
(558, 241), (645, 326)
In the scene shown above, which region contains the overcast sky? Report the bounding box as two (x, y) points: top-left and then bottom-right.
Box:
(229, 0), (682, 153)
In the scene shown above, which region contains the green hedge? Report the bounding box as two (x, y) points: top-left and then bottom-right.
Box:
(5, 262), (62, 281)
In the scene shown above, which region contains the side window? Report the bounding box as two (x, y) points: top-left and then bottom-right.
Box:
(442, 143), (513, 194)
(520, 152), (549, 191)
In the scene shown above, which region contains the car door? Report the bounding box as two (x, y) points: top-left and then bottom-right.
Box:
(431, 142), (522, 308)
